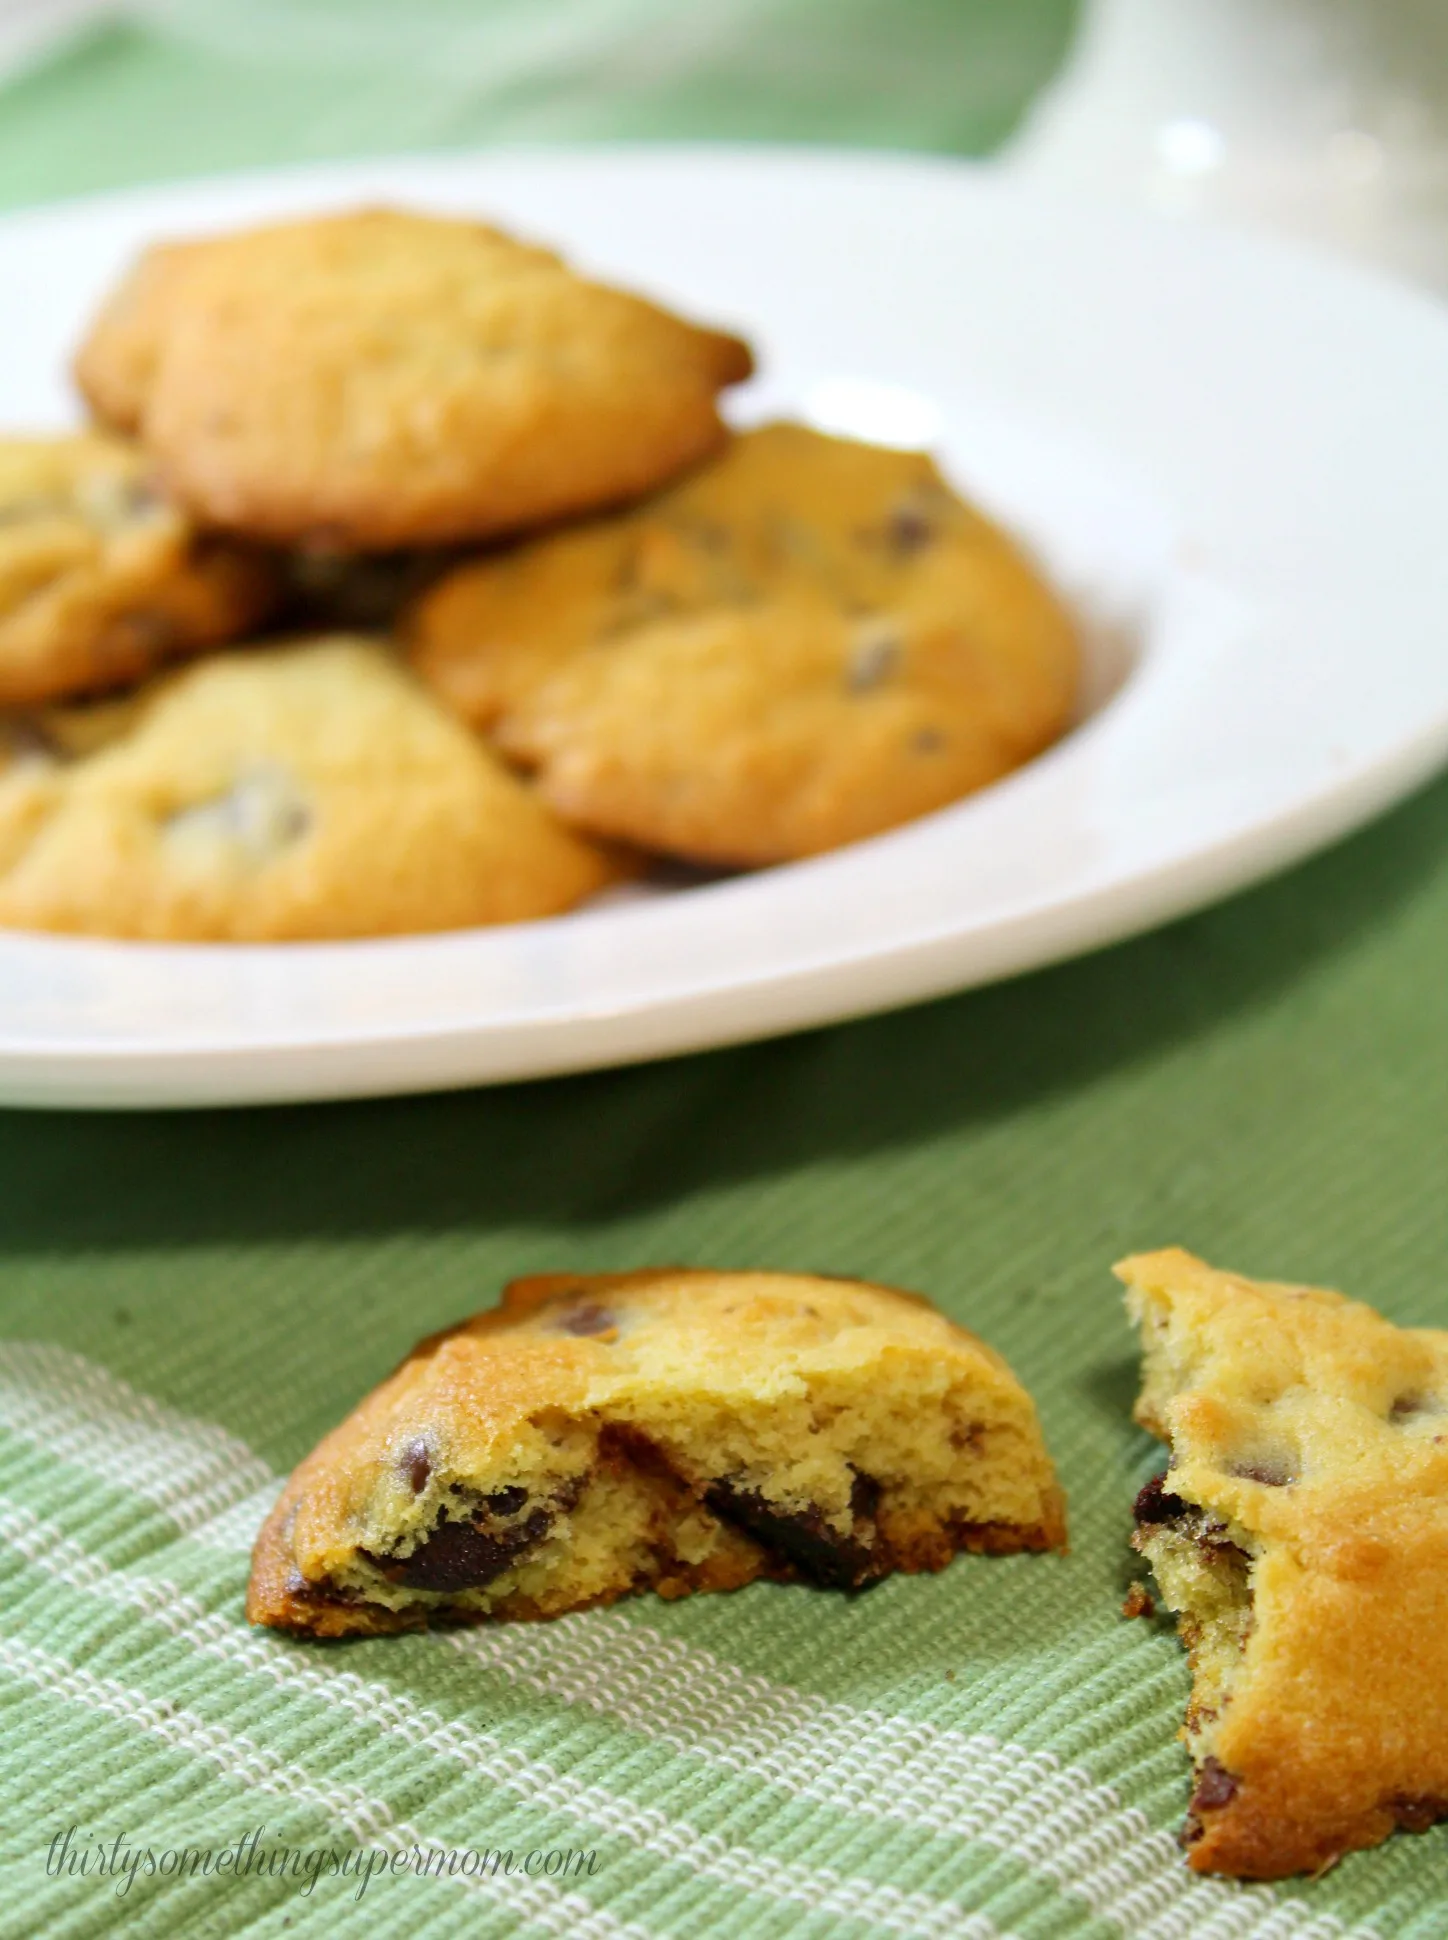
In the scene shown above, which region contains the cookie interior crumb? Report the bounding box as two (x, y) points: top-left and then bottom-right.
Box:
(1120, 1247), (1448, 1879)
(249, 1269), (1066, 1634)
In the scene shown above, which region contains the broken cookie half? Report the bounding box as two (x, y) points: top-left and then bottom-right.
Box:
(1120, 1247), (1448, 1879)
(248, 1269), (1065, 1636)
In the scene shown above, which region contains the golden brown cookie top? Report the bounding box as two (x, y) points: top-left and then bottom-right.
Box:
(1120, 1248), (1448, 1878)
(409, 423), (1079, 864)
(1122, 1247), (1448, 1522)
(0, 633), (620, 940)
(411, 422), (1016, 722)
(72, 239), (211, 435)
(327, 1267), (1031, 1470)
(411, 422), (1079, 865)
(75, 207), (754, 548)
(0, 432), (275, 705)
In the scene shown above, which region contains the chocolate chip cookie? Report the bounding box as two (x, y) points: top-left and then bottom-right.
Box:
(0, 634), (620, 940)
(0, 433), (275, 706)
(407, 423), (1079, 865)
(248, 1268), (1066, 1636)
(75, 207), (754, 549)
(1121, 1247), (1448, 1879)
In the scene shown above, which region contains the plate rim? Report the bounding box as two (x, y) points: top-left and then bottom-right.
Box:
(1, 142), (1446, 1105)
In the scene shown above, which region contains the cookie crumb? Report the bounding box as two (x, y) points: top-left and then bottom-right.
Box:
(1121, 1580), (1155, 1620)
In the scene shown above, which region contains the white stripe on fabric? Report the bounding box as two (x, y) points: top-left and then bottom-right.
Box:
(0, 1631), (644, 1940)
(0, 1341), (275, 1536)
(450, 1620), (1358, 1940)
(0, 1499), (1004, 1940)
(0, 1343), (1377, 1940)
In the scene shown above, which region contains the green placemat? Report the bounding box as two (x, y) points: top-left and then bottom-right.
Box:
(2, 5), (1446, 1935)
(0, 0), (1074, 208)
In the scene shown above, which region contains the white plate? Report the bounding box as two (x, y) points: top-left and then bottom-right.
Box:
(1, 146), (1446, 1109)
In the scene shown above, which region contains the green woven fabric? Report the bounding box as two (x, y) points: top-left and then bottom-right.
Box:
(2, 5), (1447, 1934)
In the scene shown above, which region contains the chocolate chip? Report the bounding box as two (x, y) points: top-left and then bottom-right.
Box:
(1134, 1474), (1247, 1562)
(597, 1422), (688, 1486)
(1390, 1393), (1438, 1422)
(705, 1469), (883, 1590)
(364, 1503), (552, 1593)
(887, 504), (935, 555)
(283, 1567), (359, 1610)
(486, 1485), (529, 1516)
(557, 1303), (617, 1338)
(850, 1470), (883, 1521)
(1133, 1474), (1190, 1525)
(1190, 1757), (1239, 1814)
(1209, 1536), (1250, 1567)
(400, 1438), (431, 1495)
(1392, 1795), (1448, 1834)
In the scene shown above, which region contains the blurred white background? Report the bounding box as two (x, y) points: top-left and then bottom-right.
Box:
(4, 0), (1447, 289)
(1007, 0), (1448, 288)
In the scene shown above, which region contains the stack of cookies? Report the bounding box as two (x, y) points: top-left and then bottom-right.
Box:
(0, 206), (1079, 942)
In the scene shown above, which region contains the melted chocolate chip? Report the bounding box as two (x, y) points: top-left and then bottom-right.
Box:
(362, 1468), (588, 1595)
(1208, 1536), (1251, 1567)
(1134, 1474), (1247, 1563)
(558, 1303), (617, 1338)
(401, 1438), (431, 1495)
(1133, 1474), (1190, 1524)
(1190, 1757), (1239, 1815)
(849, 1470), (883, 1521)
(365, 1504), (551, 1593)
(705, 1469), (883, 1590)
(597, 1422), (684, 1484)
(283, 1567), (360, 1610)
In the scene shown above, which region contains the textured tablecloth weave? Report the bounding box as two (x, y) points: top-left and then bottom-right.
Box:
(1, 5), (1446, 1935)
